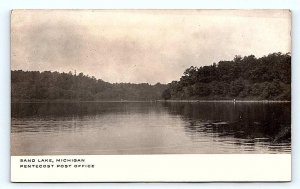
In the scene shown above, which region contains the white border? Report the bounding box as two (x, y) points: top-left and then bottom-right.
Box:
(1, 0), (300, 188)
(11, 154), (291, 182)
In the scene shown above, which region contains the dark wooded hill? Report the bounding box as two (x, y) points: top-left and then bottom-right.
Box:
(11, 70), (167, 101)
(162, 52), (291, 101)
(12, 52), (291, 102)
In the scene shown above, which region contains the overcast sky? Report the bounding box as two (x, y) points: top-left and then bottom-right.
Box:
(11, 10), (291, 84)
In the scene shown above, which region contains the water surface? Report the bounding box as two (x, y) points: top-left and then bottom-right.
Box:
(11, 101), (291, 155)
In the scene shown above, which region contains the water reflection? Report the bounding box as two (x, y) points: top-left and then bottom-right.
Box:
(162, 102), (291, 153)
(11, 101), (291, 155)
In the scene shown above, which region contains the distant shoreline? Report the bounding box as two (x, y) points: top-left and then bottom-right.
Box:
(157, 100), (291, 103)
(11, 99), (291, 103)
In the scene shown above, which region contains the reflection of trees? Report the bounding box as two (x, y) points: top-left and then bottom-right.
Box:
(11, 102), (167, 134)
(161, 102), (291, 144)
(12, 101), (291, 152)
(11, 102), (164, 118)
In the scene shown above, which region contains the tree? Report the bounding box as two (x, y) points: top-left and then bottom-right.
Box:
(161, 89), (171, 100)
(162, 52), (291, 100)
(229, 78), (245, 97)
(11, 70), (168, 101)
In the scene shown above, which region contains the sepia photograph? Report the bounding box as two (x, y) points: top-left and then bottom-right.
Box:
(11, 10), (291, 156)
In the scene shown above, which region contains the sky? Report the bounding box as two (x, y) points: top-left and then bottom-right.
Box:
(11, 10), (291, 84)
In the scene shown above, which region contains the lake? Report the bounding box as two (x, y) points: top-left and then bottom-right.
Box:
(11, 101), (291, 155)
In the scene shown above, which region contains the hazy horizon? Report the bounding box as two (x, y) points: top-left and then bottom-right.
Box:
(11, 10), (291, 84)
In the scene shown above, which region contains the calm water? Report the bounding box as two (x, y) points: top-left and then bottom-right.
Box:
(11, 101), (291, 155)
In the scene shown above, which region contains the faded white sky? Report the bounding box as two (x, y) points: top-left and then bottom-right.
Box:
(11, 10), (291, 84)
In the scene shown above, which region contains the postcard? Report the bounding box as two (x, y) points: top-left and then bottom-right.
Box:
(11, 9), (291, 182)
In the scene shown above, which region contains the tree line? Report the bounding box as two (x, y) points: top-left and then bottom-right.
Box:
(12, 52), (291, 101)
(11, 70), (167, 101)
(162, 52), (291, 100)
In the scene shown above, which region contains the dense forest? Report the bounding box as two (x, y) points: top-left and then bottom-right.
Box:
(12, 52), (291, 101)
(162, 52), (291, 100)
(11, 70), (167, 101)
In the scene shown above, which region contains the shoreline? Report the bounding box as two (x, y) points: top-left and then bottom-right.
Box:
(11, 99), (291, 103)
(157, 100), (291, 103)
